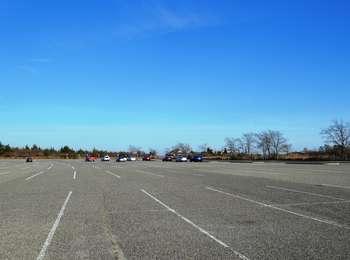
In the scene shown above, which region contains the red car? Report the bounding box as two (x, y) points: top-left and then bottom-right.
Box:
(142, 155), (151, 161)
(85, 155), (97, 162)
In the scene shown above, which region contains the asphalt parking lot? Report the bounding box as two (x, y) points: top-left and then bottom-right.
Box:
(0, 159), (349, 259)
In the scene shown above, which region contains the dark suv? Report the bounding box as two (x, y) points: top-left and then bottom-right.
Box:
(162, 155), (173, 162)
(26, 157), (33, 162)
(190, 155), (203, 162)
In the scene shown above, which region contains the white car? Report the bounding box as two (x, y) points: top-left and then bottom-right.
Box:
(176, 156), (188, 162)
(117, 157), (127, 162)
(128, 156), (136, 161)
(102, 155), (110, 161)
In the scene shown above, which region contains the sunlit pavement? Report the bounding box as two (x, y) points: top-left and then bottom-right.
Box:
(0, 159), (349, 259)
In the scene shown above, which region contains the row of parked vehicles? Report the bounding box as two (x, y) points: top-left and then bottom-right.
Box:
(85, 155), (135, 162)
(163, 154), (203, 162)
(85, 154), (203, 162)
(85, 154), (150, 162)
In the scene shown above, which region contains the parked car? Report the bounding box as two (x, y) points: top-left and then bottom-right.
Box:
(85, 155), (96, 162)
(162, 155), (173, 162)
(190, 154), (203, 162)
(117, 156), (127, 162)
(176, 155), (188, 162)
(101, 155), (110, 161)
(127, 156), (136, 161)
(142, 155), (151, 161)
(26, 157), (33, 162)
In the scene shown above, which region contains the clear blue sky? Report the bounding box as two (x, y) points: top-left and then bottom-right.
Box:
(1, 0), (349, 152)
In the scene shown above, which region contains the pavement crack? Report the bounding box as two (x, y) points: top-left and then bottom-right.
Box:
(102, 193), (127, 260)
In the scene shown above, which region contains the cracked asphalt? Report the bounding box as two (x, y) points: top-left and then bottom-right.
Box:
(0, 159), (349, 259)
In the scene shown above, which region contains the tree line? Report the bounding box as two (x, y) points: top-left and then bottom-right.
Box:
(0, 143), (153, 159)
(1, 120), (349, 160)
(223, 130), (291, 160)
(168, 120), (350, 161)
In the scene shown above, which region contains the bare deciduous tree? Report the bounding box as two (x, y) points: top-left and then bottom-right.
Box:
(241, 133), (256, 155)
(224, 137), (241, 154)
(149, 148), (158, 156)
(321, 120), (350, 159)
(256, 131), (272, 159)
(198, 144), (209, 153)
(128, 145), (144, 158)
(172, 143), (192, 154)
(256, 130), (290, 159)
(269, 130), (289, 159)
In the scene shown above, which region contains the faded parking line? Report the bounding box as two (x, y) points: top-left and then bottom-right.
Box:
(26, 171), (45, 181)
(321, 184), (350, 190)
(141, 189), (249, 260)
(273, 200), (350, 207)
(206, 186), (350, 230)
(135, 169), (164, 178)
(105, 170), (121, 179)
(266, 185), (345, 201)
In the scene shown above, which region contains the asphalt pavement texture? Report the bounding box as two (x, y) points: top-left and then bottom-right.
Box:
(0, 159), (350, 259)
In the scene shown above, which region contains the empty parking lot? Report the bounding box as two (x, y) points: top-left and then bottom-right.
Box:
(0, 159), (349, 259)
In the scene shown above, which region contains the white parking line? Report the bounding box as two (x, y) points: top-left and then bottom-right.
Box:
(206, 186), (350, 230)
(105, 170), (121, 178)
(273, 200), (350, 207)
(141, 189), (249, 260)
(321, 184), (350, 190)
(326, 162), (340, 166)
(26, 171), (45, 181)
(36, 191), (72, 260)
(192, 174), (204, 177)
(266, 185), (345, 201)
(135, 169), (164, 178)
(47, 164), (53, 170)
(73, 171), (77, 180)
(0, 171), (10, 176)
